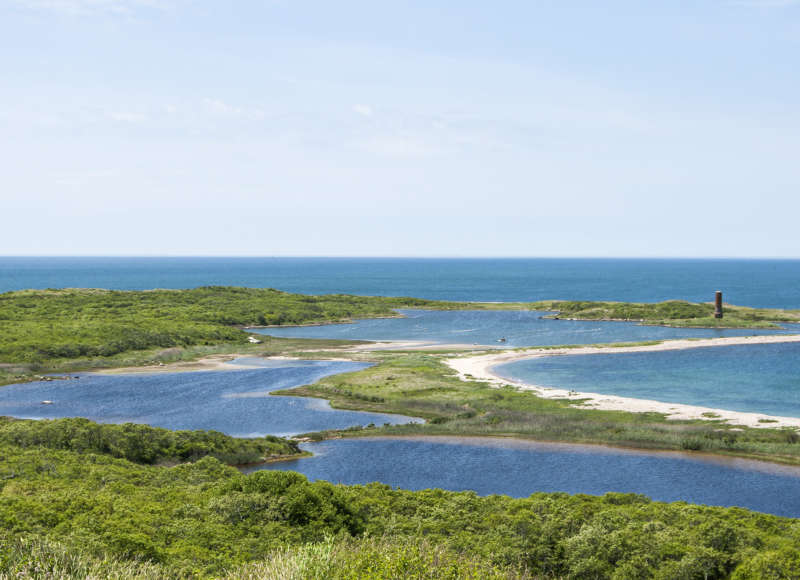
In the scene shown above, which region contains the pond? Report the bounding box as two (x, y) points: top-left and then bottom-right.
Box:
(251, 436), (800, 517)
(253, 309), (800, 348)
(0, 358), (419, 437)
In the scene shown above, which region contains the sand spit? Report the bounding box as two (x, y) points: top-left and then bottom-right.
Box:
(445, 334), (800, 429)
(92, 353), (360, 375)
(93, 354), (257, 375)
(348, 340), (496, 352)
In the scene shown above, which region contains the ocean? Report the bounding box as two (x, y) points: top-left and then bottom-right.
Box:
(2, 257), (800, 307)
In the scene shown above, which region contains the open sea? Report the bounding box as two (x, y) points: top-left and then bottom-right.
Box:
(2, 257), (800, 308)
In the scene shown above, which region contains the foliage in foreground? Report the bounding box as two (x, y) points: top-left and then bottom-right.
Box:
(1, 419), (800, 579)
(0, 534), (523, 580)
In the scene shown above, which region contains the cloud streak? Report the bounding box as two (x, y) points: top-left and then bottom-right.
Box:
(728, 0), (800, 7)
(12, 0), (176, 15)
(352, 104), (374, 117)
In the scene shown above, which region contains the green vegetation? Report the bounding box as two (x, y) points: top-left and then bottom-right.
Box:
(528, 299), (800, 328)
(0, 417), (302, 465)
(3, 288), (796, 374)
(5, 287), (800, 577)
(2, 288), (797, 387)
(284, 352), (800, 465)
(0, 287), (468, 366)
(2, 417), (800, 578)
(0, 286), (476, 386)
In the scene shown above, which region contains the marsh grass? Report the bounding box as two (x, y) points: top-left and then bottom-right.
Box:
(227, 536), (527, 580)
(0, 535), (166, 580)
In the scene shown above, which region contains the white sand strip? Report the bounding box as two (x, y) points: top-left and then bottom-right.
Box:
(94, 354), (265, 374)
(445, 334), (800, 429)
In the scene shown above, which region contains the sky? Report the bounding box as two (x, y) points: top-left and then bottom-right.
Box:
(2, 0), (800, 257)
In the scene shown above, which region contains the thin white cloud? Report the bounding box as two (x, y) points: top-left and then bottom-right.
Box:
(352, 104), (374, 117)
(202, 98), (266, 121)
(12, 0), (176, 15)
(107, 111), (147, 123)
(203, 98), (242, 115)
(728, 0), (800, 6)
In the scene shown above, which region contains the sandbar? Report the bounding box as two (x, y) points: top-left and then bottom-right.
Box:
(445, 334), (800, 429)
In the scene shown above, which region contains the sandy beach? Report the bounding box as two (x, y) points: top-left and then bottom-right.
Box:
(348, 340), (496, 351)
(445, 334), (800, 429)
(93, 353), (360, 375)
(94, 354), (262, 374)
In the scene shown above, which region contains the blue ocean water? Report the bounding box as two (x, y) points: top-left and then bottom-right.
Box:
(496, 342), (800, 417)
(255, 309), (800, 347)
(253, 437), (800, 517)
(0, 358), (418, 437)
(2, 257), (800, 308)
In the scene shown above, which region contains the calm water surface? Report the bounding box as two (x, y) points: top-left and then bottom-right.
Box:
(3, 257), (800, 308)
(252, 437), (800, 518)
(255, 309), (800, 347)
(0, 358), (418, 437)
(496, 342), (800, 417)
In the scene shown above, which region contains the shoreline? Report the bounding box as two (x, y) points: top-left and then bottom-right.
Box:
(92, 353), (362, 375)
(445, 334), (800, 429)
(93, 354), (259, 374)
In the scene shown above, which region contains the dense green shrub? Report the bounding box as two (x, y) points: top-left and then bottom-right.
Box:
(1, 418), (799, 578)
(0, 287), (466, 364)
(0, 416), (300, 465)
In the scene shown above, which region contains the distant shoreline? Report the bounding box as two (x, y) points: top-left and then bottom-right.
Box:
(445, 334), (800, 429)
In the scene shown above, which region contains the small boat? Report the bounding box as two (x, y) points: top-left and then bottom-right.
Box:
(41, 400), (53, 405)
(497, 337), (507, 343)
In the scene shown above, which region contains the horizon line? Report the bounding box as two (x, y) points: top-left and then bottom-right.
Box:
(2, 255), (800, 260)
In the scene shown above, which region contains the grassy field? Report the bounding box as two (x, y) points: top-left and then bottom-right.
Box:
(2, 417), (799, 578)
(282, 351), (800, 465)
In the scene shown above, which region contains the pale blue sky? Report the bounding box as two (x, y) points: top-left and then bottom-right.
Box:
(2, 0), (799, 257)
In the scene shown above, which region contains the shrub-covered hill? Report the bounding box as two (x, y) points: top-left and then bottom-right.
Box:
(0, 287), (465, 364)
(1, 418), (799, 578)
(0, 416), (301, 465)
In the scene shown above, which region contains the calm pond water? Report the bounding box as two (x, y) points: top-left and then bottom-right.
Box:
(496, 342), (800, 417)
(252, 437), (800, 518)
(254, 309), (800, 348)
(0, 358), (418, 437)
